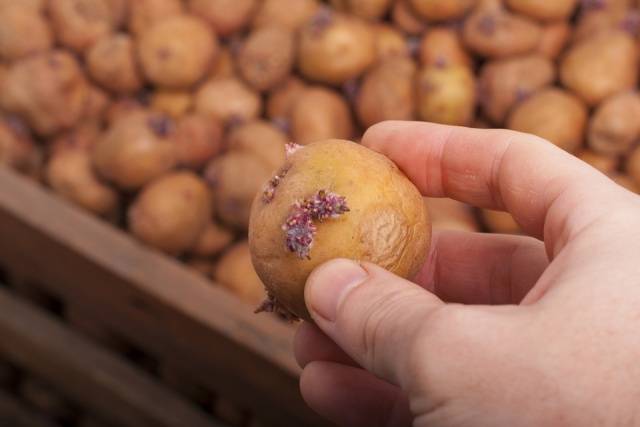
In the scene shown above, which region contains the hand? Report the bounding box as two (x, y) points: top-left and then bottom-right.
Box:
(294, 121), (640, 427)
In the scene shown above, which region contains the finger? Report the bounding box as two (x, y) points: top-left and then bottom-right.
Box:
(294, 322), (357, 368)
(417, 230), (549, 305)
(362, 121), (620, 254)
(305, 258), (444, 385)
(300, 361), (412, 427)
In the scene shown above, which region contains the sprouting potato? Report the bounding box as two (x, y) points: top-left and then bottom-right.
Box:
(238, 26), (295, 91)
(214, 242), (266, 306)
(86, 33), (143, 94)
(417, 64), (476, 126)
(419, 27), (472, 67)
(290, 86), (354, 144)
(195, 77), (262, 124)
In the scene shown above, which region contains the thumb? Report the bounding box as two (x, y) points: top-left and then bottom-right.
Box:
(305, 258), (444, 386)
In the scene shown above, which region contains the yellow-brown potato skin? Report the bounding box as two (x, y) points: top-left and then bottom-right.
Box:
(214, 242), (266, 307)
(226, 120), (287, 171)
(410, 0), (475, 21)
(128, 0), (183, 35)
(238, 26), (295, 91)
(195, 77), (262, 124)
(419, 27), (472, 67)
(331, 0), (393, 20)
(249, 139), (431, 321)
(417, 65), (476, 126)
(253, 0), (320, 30)
(138, 15), (218, 89)
(560, 30), (638, 106)
(291, 87), (353, 145)
(374, 24), (410, 60)
(505, 0), (578, 22)
(0, 5), (52, 61)
(0, 117), (41, 177)
(626, 146), (640, 188)
(588, 92), (640, 156)
(48, 0), (116, 52)
(86, 33), (143, 94)
(507, 88), (587, 153)
(187, 0), (257, 36)
(190, 222), (234, 257)
(128, 172), (212, 255)
(174, 114), (223, 170)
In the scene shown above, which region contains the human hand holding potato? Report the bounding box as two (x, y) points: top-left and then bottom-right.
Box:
(295, 121), (640, 427)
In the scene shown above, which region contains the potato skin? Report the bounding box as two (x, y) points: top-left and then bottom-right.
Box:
(174, 114), (223, 169)
(0, 50), (89, 136)
(356, 57), (416, 128)
(86, 33), (143, 94)
(128, 172), (212, 255)
(462, 5), (542, 58)
(536, 21), (570, 59)
(46, 149), (120, 218)
(409, 0), (475, 21)
(626, 146), (640, 188)
(374, 24), (410, 60)
(93, 112), (177, 190)
(249, 139), (431, 321)
(187, 0), (257, 36)
(417, 65), (476, 126)
(48, 0), (116, 52)
(205, 151), (272, 230)
(290, 87), (353, 145)
(577, 150), (618, 175)
(419, 27), (472, 67)
(150, 90), (193, 119)
(226, 120), (287, 171)
(214, 241), (265, 306)
(138, 15), (218, 89)
(195, 77), (262, 124)
(560, 30), (638, 106)
(190, 222), (234, 257)
(479, 54), (555, 125)
(392, 0), (427, 35)
(0, 116), (42, 177)
(298, 12), (376, 85)
(505, 0), (578, 22)
(267, 77), (308, 121)
(0, 5), (52, 61)
(507, 88), (588, 153)
(253, 0), (319, 30)
(128, 0), (183, 35)
(238, 26), (295, 91)
(331, 0), (393, 20)
(588, 92), (640, 155)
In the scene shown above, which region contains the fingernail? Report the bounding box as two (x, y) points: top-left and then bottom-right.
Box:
(306, 259), (368, 322)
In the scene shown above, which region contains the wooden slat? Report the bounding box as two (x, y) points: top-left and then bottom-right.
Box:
(0, 288), (224, 427)
(0, 389), (57, 427)
(0, 168), (328, 427)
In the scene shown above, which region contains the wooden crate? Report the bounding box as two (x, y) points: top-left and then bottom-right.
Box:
(0, 168), (330, 427)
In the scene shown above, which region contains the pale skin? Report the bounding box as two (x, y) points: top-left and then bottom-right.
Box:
(294, 121), (640, 427)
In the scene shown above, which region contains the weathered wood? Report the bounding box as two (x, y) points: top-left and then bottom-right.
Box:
(0, 358), (17, 388)
(19, 377), (76, 423)
(0, 168), (328, 427)
(0, 389), (57, 427)
(0, 288), (225, 427)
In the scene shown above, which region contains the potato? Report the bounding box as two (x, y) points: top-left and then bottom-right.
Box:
(195, 77), (262, 124)
(105, 0), (128, 28)
(573, 2), (629, 42)
(138, 15), (219, 89)
(190, 222), (234, 257)
(128, 0), (183, 35)
(208, 47), (236, 80)
(0, 116), (42, 177)
(480, 209), (521, 234)
(49, 123), (101, 154)
(150, 90), (193, 119)
(479, 54), (555, 125)
(588, 92), (640, 155)
(187, 0), (257, 36)
(374, 24), (410, 60)
(409, 0), (476, 21)
(536, 21), (570, 59)
(0, 0), (44, 11)
(426, 197), (477, 232)
(128, 172), (212, 255)
(417, 65), (476, 126)
(82, 85), (110, 124)
(560, 30), (638, 106)
(0, 4), (52, 61)
(392, 0), (427, 35)
(266, 77), (308, 121)
(330, 0), (393, 20)
(185, 258), (215, 278)
(205, 151), (272, 229)
(214, 242), (265, 306)
(290, 87), (353, 144)
(298, 11), (376, 85)
(46, 149), (120, 218)
(174, 113), (223, 169)
(356, 57), (416, 128)
(625, 146), (640, 187)
(0, 50), (89, 136)
(93, 111), (177, 190)
(419, 27), (472, 67)
(238, 26), (295, 91)
(226, 120), (287, 171)
(505, 0), (578, 21)
(86, 33), (143, 94)
(48, 0), (117, 52)
(577, 149), (618, 175)
(507, 88), (588, 153)
(462, 3), (542, 58)
(253, 0), (320, 30)
(249, 140), (430, 321)
(104, 97), (145, 125)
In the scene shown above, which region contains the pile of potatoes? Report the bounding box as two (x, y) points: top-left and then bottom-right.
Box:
(1, 0), (640, 310)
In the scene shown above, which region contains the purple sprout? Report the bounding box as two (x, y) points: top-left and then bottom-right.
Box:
(283, 190), (349, 259)
(285, 142), (303, 158)
(262, 165), (290, 203)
